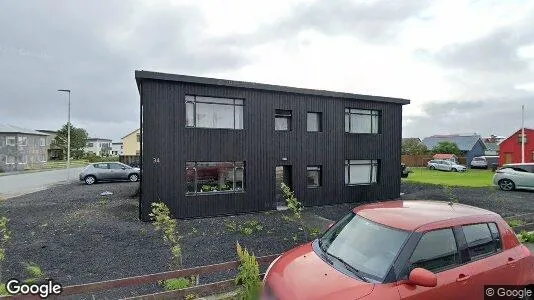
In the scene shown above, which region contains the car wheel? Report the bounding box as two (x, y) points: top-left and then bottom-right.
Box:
(498, 179), (515, 191)
(84, 175), (96, 185)
(129, 174), (139, 182)
(429, 166), (435, 170)
(452, 168), (458, 172)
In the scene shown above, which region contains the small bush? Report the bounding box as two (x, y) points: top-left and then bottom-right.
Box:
(519, 231), (534, 243)
(0, 283), (8, 296)
(162, 277), (191, 291)
(507, 219), (525, 228)
(235, 242), (261, 300)
(25, 263), (46, 284)
(281, 183), (302, 218)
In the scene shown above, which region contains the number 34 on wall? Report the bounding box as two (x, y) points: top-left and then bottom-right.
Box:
(153, 157), (160, 164)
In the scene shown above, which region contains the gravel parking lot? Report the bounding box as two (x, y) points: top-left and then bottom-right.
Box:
(0, 181), (533, 299)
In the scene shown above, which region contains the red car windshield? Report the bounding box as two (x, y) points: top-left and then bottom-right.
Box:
(319, 213), (410, 282)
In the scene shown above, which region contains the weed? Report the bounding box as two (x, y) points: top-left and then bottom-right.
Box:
(99, 196), (108, 206)
(308, 227), (322, 238)
(140, 228), (148, 236)
(519, 231), (534, 243)
(191, 227), (198, 235)
(235, 242), (261, 300)
(24, 263), (46, 284)
(241, 227), (253, 235)
(162, 277), (191, 291)
(507, 219), (525, 228)
(226, 221), (237, 232)
(0, 283), (7, 296)
(185, 293), (199, 300)
(281, 215), (293, 222)
(443, 186), (459, 204)
(0, 217), (11, 283)
(281, 183), (302, 218)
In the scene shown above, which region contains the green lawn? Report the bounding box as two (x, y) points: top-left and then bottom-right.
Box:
(403, 168), (495, 187)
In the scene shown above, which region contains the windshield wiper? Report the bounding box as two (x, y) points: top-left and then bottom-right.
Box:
(317, 240), (334, 265)
(327, 252), (369, 282)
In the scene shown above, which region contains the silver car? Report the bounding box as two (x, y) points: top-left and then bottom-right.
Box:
(493, 163), (534, 191)
(79, 162), (140, 185)
(427, 159), (467, 172)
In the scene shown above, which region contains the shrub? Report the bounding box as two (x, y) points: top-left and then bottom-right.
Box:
(280, 183), (302, 218)
(519, 231), (534, 243)
(25, 263), (46, 284)
(507, 219), (525, 228)
(235, 242), (261, 300)
(162, 277), (192, 291)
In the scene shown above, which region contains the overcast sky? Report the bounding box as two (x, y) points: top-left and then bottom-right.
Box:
(1, 0), (533, 141)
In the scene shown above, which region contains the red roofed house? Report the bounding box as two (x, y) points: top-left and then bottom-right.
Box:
(432, 153), (458, 163)
(499, 128), (534, 165)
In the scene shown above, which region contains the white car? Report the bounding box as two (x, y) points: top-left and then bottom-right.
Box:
(470, 156), (499, 169)
(427, 159), (467, 172)
(493, 163), (534, 191)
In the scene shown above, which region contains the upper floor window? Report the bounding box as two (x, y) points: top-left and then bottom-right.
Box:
(186, 95), (244, 129)
(87, 142), (94, 147)
(345, 160), (379, 185)
(345, 109), (381, 134)
(517, 133), (528, 144)
(18, 136), (27, 146)
(186, 161), (245, 194)
(6, 136), (16, 146)
(275, 109), (292, 131)
(39, 137), (46, 147)
(307, 112), (322, 132)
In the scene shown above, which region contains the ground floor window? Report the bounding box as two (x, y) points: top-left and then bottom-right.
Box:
(307, 166), (322, 187)
(186, 161), (245, 194)
(5, 156), (15, 164)
(345, 160), (379, 185)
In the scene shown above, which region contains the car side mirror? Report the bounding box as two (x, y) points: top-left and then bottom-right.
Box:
(121, 167), (126, 170)
(326, 222), (334, 230)
(408, 268), (437, 287)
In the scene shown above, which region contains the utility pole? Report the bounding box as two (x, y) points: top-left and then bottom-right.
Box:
(521, 105), (525, 163)
(58, 89), (71, 177)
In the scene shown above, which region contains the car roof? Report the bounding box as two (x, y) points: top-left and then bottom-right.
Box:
(353, 200), (497, 231)
(503, 163), (534, 166)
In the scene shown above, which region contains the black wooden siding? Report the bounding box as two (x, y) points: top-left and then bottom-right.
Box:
(139, 77), (405, 220)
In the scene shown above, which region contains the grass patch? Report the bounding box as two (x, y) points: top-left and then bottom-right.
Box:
(507, 219), (525, 228)
(403, 168), (494, 187)
(519, 231), (534, 243)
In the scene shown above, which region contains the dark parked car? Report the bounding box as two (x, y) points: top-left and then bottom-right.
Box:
(79, 162), (140, 185)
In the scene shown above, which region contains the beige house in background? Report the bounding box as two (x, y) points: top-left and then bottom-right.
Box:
(122, 129), (140, 155)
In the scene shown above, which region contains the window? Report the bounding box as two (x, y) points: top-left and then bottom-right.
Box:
(40, 153), (47, 162)
(488, 223), (502, 251)
(186, 161), (245, 194)
(517, 133), (528, 144)
(345, 109), (380, 134)
(18, 136), (27, 146)
(462, 223), (500, 260)
(345, 160), (379, 185)
(275, 109), (292, 131)
(39, 137), (46, 147)
(87, 142), (94, 147)
(185, 95), (244, 129)
(307, 166), (321, 187)
(20, 155), (28, 164)
(5, 156), (15, 164)
(307, 112), (322, 132)
(93, 163), (109, 169)
(409, 228), (459, 273)
(6, 136), (16, 146)
(136, 133), (140, 142)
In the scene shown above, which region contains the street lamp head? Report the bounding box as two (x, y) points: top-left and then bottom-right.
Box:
(58, 89), (71, 93)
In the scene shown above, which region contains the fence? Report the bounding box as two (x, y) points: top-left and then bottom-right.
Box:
(1, 254), (279, 300)
(120, 155), (140, 168)
(401, 155), (467, 167)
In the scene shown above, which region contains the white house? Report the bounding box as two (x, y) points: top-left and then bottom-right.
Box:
(111, 142), (123, 156)
(85, 138), (112, 156)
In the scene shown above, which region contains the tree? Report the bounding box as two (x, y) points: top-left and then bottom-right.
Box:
(54, 123), (88, 160)
(432, 141), (461, 156)
(401, 139), (428, 155)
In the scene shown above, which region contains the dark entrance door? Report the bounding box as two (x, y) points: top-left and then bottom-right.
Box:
(275, 165), (292, 207)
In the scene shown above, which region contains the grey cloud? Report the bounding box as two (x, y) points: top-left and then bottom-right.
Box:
(0, 1), (251, 140)
(420, 9), (534, 73)
(403, 95), (534, 138)
(214, 0), (430, 47)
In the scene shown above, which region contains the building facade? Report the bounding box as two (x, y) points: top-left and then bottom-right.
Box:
(499, 128), (534, 165)
(36, 130), (63, 160)
(122, 129), (140, 155)
(85, 138), (112, 156)
(135, 71), (409, 220)
(0, 124), (49, 172)
(111, 142), (124, 156)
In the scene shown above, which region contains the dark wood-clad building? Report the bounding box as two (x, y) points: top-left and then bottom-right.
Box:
(135, 71), (410, 220)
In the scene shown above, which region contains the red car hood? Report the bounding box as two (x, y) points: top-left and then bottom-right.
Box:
(265, 243), (374, 300)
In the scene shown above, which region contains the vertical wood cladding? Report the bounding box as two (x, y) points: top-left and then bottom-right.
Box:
(139, 77), (406, 220)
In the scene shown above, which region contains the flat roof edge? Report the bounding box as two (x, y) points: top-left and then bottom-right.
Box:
(135, 70), (410, 105)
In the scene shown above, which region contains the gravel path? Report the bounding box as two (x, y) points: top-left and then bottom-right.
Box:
(1, 181), (532, 299)
(0, 182), (320, 299)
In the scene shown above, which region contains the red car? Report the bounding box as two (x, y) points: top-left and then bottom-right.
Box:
(262, 200), (534, 300)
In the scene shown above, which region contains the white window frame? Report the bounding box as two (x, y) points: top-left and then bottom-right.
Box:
(345, 159), (379, 185)
(185, 95), (244, 130)
(18, 136), (27, 146)
(345, 108), (381, 134)
(5, 156), (16, 165)
(40, 137), (46, 147)
(6, 136), (16, 146)
(20, 155), (28, 165)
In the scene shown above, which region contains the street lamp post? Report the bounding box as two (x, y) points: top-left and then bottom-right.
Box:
(58, 89), (71, 174)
